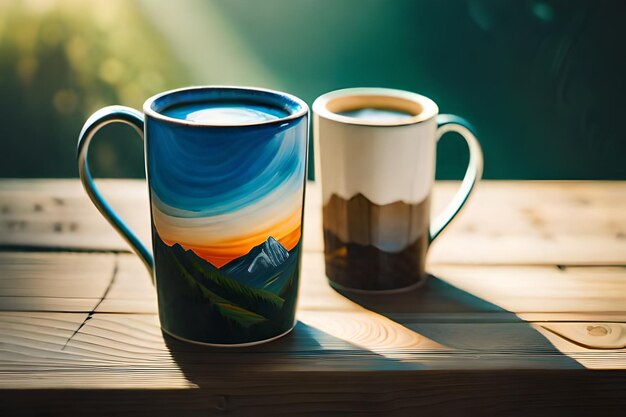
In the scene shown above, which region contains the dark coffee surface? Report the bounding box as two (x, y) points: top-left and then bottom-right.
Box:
(322, 193), (431, 291)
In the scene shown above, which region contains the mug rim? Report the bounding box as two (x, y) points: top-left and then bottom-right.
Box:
(312, 87), (439, 127)
(143, 85), (309, 128)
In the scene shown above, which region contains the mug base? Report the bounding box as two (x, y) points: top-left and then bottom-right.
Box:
(161, 323), (296, 348)
(328, 277), (427, 295)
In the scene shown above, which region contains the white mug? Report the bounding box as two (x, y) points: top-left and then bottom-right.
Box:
(313, 87), (483, 292)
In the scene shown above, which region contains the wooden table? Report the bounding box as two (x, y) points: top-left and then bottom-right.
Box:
(0, 179), (625, 416)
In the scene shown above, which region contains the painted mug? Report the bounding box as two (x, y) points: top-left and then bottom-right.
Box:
(313, 88), (483, 293)
(78, 86), (309, 346)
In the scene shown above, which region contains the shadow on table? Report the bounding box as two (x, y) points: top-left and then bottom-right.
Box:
(163, 273), (581, 392)
(334, 274), (583, 368)
(163, 320), (414, 389)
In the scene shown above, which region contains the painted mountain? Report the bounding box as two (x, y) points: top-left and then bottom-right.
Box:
(221, 236), (297, 293)
(152, 229), (300, 344)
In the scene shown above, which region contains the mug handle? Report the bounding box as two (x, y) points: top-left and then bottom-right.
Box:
(429, 114), (484, 242)
(77, 105), (154, 276)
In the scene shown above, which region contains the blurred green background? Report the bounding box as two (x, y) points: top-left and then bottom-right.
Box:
(1, 0), (625, 180)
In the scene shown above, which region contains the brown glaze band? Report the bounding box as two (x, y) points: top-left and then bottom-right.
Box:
(323, 229), (428, 291)
(322, 193), (431, 291)
(323, 193), (430, 249)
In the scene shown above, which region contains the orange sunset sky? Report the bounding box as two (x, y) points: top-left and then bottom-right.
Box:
(156, 204), (303, 268)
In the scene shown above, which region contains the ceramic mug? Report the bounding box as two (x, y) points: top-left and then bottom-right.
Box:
(78, 86), (309, 346)
(313, 87), (483, 293)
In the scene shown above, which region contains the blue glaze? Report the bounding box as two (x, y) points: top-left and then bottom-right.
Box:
(145, 87), (309, 345)
(147, 117), (305, 217)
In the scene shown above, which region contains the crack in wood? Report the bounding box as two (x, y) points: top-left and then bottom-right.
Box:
(61, 254), (119, 350)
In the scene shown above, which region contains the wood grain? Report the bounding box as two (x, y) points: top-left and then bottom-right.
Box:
(2, 180), (626, 265)
(2, 372), (625, 417)
(300, 253), (626, 316)
(2, 252), (625, 320)
(0, 311), (624, 387)
(0, 252), (115, 312)
(0, 252), (115, 298)
(0, 179), (151, 253)
(1, 179), (625, 415)
(0, 252), (624, 376)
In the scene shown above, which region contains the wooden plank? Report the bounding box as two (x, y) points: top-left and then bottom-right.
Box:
(0, 253), (624, 371)
(298, 253), (626, 316)
(0, 252), (115, 298)
(2, 372), (625, 417)
(97, 253), (157, 314)
(2, 252), (626, 321)
(0, 252), (115, 312)
(0, 312), (191, 389)
(0, 179), (151, 253)
(2, 180), (625, 265)
(1, 254), (625, 413)
(0, 308), (625, 417)
(0, 312), (624, 388)
(427, 264), (626, 314)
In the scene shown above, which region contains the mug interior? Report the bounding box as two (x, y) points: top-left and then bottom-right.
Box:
(326, 94), (423, 116)
(313, 87), (438, 127)
(144, 86), (308, 127)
